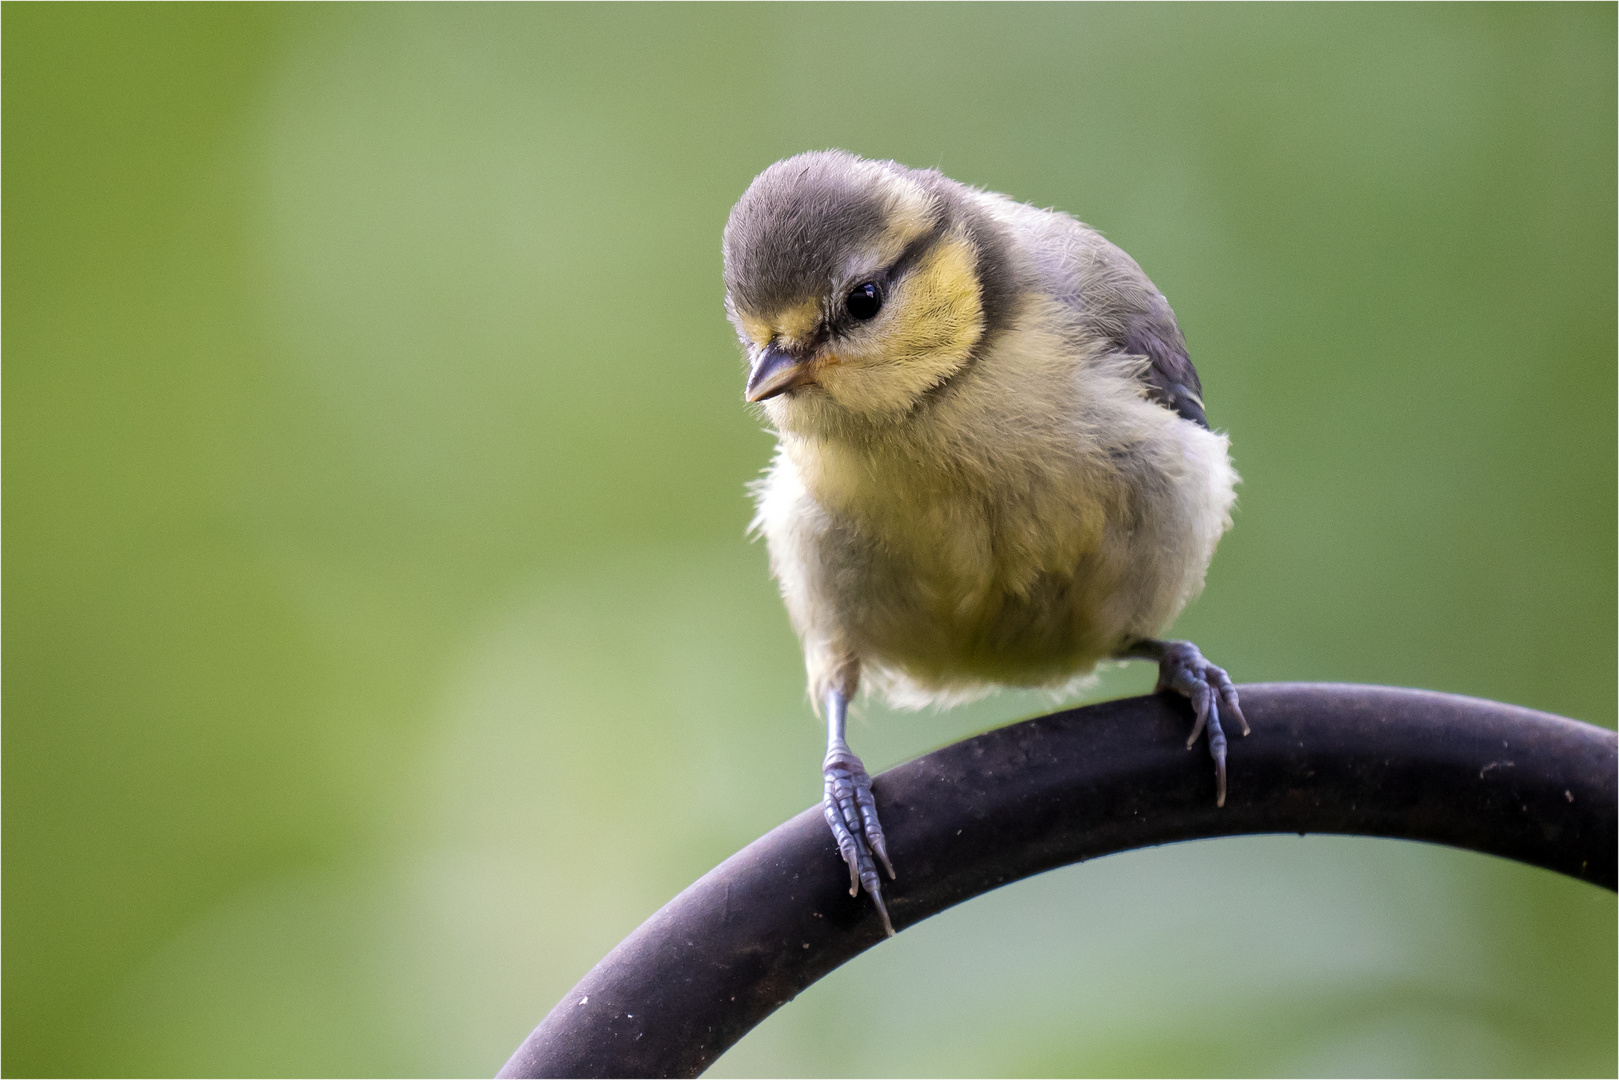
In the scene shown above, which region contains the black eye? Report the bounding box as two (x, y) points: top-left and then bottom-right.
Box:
(846, 281), (882, 321)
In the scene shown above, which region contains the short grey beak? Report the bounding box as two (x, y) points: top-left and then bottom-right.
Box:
(745, 344), (808, 403)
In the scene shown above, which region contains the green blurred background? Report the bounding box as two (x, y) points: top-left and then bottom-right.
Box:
(5, 4), (1615, 1076)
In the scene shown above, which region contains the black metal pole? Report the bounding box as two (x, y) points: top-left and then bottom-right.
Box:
(498, 683), (1617, 1079)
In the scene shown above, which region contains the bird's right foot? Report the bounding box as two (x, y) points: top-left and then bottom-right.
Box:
(822, 746), (896, 936)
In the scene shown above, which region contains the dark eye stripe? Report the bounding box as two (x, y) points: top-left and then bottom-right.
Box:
(886, 222), (945, 281)
(823, 222), (946, 338)
(851, 223), (946, 305)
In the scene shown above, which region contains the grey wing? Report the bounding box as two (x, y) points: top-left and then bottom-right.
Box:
(1042, 217), (1211, 429)
(1116, 291), (1208, 429)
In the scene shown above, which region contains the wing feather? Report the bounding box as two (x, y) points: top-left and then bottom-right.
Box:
(1018, 206), (1211, 429)
(1117, 291), (1208, 429)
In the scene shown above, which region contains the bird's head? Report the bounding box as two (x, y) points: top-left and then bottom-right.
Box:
(723, 151), (1011, 434)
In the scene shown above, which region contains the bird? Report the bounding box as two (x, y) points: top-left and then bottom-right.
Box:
(721, 150), (1244, 936)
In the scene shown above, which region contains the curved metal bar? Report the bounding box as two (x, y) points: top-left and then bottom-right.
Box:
(498, 683), (1617, 1079)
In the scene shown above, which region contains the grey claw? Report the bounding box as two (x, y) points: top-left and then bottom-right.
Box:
(1185, 703), (1208, 748)
(855, 787), (896, 879)
(1206, 697), (1229, 806)
(871, 834), (897, 881)
(869, 885), (895, 937)
(1213, 667), (1249, 736)
(1184, 681), (1211, 748)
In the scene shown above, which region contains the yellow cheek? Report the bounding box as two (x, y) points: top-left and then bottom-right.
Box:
(809, 234), (985, 419)
(881, 233), (985, 360)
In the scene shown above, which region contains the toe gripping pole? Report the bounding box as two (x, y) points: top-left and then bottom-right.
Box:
(498, 684), (1617, 1079)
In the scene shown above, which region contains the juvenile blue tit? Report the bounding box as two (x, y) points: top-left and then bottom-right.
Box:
(722, 151), (1244, 935)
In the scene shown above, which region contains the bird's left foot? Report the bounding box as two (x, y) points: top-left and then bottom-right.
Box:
(1148, 640), (1248, 806)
